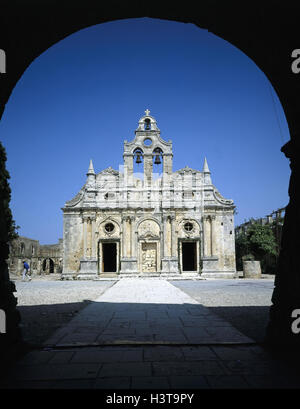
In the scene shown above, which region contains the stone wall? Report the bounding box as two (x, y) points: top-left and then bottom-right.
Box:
(8, 236), (63, 276)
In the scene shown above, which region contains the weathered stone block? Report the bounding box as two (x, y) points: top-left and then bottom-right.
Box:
(243, 260), (261, 278)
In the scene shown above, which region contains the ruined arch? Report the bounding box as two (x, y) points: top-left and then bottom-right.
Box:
(42, 258), (54, 274)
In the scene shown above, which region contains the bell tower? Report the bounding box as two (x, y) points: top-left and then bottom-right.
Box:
(123, 110), (173, 186)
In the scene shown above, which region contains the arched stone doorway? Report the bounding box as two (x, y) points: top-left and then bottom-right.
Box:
(0, 2), (299, 348)
(42, 258), (54, 274)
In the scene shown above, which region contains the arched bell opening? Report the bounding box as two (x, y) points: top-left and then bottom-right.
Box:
(152, 147), (163, 179)
(133, 147), (144, 180)
(144, 118), (151, 130)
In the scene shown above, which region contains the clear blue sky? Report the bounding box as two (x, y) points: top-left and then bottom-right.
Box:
(0, 18), (290, 244)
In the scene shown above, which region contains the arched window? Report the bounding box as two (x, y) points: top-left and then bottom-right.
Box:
(104, 222), (115, 233)
(20, 242), (25, 255)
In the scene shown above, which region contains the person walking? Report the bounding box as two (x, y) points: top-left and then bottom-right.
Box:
(22, 260), (31, 281)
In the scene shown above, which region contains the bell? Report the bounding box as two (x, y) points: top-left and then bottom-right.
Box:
(154, 154), (161, 165)
(135, 152), (142, 164)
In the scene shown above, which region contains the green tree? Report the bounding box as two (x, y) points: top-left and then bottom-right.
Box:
(235, 231), (250, 270)
(247, 223), (277, 259)
(0, 141), (21, 349)
(0, 141), (19, 244)
(235, 222), (278, 273)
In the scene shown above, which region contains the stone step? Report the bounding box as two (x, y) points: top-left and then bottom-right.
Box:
(97, 273), (119, 278)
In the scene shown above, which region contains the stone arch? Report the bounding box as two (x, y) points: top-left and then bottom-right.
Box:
(0, 4), (299, 346)
(177, 217), (202, 234)
(136, 216), (161, 232)
(98, 217), (121, 237)
(20, 242), (25, 256)
(133, 146), (144, 156)
(0, 8), (297, 135)
(42, 258), (54, 274)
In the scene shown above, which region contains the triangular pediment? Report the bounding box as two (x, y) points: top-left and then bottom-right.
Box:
(176, 166), (200, 174)
(97, 167), (119, 176)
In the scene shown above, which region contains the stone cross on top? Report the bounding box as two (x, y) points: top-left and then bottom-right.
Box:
(145, 109), (150, 116)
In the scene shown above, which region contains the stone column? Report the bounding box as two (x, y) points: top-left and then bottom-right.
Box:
(211, 215), (217, 256)
(144, 154), (153, 187)
(161, 215), (178, 273)
(123, 153), (133, 185)
(204, 216), (212, 257)
(134, 231), (138, 259)
(83, 216), (87, 258)
(83, 215), (95, 258)
(78, 214), (97, 278)
(91, 216), (96, 258)
(162, 153), (173, 189)
(171, 215), (176, 257)
(126, 217), (132, 257)
(120, 215), (137, 274)
(131, 216), (136, 257)
(162, 215), (168, 258)
(122, 216), (127, 257)
(86, 218), (92, 258)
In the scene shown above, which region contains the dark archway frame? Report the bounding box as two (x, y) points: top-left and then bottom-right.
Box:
(0, 1), (299, 348)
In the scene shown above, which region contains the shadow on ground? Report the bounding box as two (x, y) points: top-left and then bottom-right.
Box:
(2, 301), (300, 389)
(16, 302), (269, 346)
(208, 306), (270, 343)
(17, 301), (93, 346)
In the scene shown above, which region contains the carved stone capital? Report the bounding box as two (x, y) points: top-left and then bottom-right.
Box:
(122, 215), (134, 223)
(82, 213), (96, 223)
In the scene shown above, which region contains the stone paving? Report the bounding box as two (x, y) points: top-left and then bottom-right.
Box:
(44, 279), (253, 347)
(2, 279), (300, 389)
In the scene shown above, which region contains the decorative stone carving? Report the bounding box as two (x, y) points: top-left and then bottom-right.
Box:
(138, 219), (160, 238)
(141, 242), (157, 272)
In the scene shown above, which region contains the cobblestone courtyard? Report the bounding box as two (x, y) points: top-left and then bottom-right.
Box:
(15, 278), (274, 345)
(2, 276), (300, 389)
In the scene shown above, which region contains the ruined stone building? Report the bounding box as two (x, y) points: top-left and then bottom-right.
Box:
(62, 111), (236, 279)
(8, 236), (63, 276)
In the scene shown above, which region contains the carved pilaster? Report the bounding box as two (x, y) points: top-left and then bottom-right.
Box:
(122, 215), (135, 258)
(82, 213), (96, 259)
(203, 215), (212, 257)
(163, 215), (171, 258)
(211, 215), (217, 256)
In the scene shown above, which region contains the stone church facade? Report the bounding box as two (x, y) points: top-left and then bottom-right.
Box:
(62, 111), (236, 279)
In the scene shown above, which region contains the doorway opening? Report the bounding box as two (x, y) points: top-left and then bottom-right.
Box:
(182, 241), (197, 271)
(42, 258), (54, 274)
(102, 242), (117, 272)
